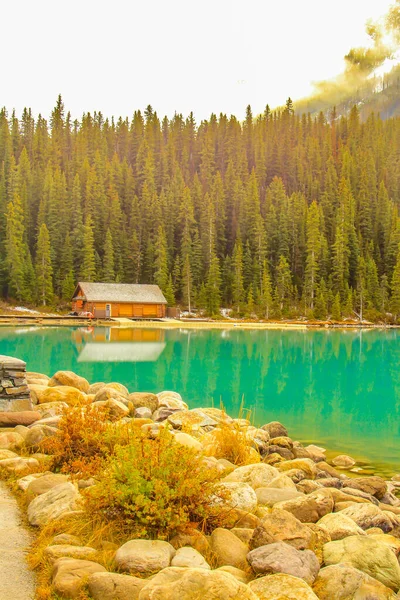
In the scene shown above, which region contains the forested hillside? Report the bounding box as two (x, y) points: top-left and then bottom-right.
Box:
(1, 96), (400, 320)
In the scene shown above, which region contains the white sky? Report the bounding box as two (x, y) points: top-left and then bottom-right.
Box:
(1, 0), (395, 121)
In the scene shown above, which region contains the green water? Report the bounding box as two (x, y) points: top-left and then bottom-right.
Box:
(0, 325), (399, 475)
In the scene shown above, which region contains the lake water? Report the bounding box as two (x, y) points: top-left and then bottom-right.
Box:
(0, 325), (399, 476)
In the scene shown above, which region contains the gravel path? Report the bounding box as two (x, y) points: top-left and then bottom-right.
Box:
(0, 481), (36, 600)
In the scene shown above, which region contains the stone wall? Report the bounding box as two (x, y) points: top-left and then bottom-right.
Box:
(0, 355), (32, 411)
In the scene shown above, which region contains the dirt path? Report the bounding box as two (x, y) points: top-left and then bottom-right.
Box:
(0, 482), (35, 600)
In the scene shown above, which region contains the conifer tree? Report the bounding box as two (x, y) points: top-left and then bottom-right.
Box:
(35, 223), (53, 305)
(81, 216), (96, 281)
(206, 251), (221, 316)
(154, 225), (169, 293)
(391, 247), (400, 319)
(259, 261), (273, 319)
(181, 253), (193, 312)
(232, 239), (245, 313)
(5, 195), (27, 300)
(102, 229), (115, 282)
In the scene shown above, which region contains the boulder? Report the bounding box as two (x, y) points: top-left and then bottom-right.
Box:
(216, 565), (250, 584)
(88, 571), (147, 600)
(24, 424), (58, 449)
(0, 456), (39, 473)
(367, 533), (400, 556)
(209, 528), (249, 570)
(224, 463), (279, 489)
(134, 407), (152, 419)
(0, 449), (18, 459)
(93, 387), (128, 404)
(169, 530), (209, 555)
(323, 535), (400, 590)
(197, 407), (233, 425)
(114, 539), (175, 575)
(87, 382), (105, 394)
(250, 508), (314, 551)
(304, 445), (326, 463)
(48, 371), (90, 393)
(0, 431), (24, 450)
(0, 410), (41, 426)
(317, 511), (366, 540)
(316, 462), (343, 479)
(313, 564), (396, 599)
(306, 523), (331, 564)
(331, 454), (356, 468)
(35, 401), (68, 418)
(266, 473), (297, 490)
(342, 476), (387, 500)
(27, 371), (49, 381)
(278, 459), (318, 480)
(247, 541), (320, 584)
(231, 527), (255, 545)
(249, 573), (319, 599)
(261, 421), (288, 438)
(17, 472), (50, 491)
(168, 409), (217, 430)
(173, 431), (202, 451)
(138, 567), (258, 599)
(52, 557), (106, 598)
(99, 382), (129, 398)
(274, 489), (334, 523)
(256, 487), (304, 506)
(213, 482), (258, 513)
(28, 482), (81, 527)
(129, 392), (159, 413)
(33, 385), (87, 406)
(171, 547), (210, 569)
(91, 399), (129, 421)
(339, 503), (395, 532)
(45, 544), (98, 563)
(267, 445), (294, 460)
(26, 473), (69, 499)
(269, 436), (293, 449)
(157, 391), (188, 410)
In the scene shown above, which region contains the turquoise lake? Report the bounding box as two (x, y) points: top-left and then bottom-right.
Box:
(0, 325), (399, 475)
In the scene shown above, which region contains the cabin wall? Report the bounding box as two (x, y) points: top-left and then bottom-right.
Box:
(76, 302), (166, 319)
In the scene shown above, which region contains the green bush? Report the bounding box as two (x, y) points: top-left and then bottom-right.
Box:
(85, 427), (224, 539)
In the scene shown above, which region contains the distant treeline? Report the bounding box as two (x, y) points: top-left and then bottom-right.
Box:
(1, 95), (400, 320)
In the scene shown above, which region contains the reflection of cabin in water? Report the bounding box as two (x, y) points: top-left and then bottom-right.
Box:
(72, 282), (167, 319)
(72, 327), (167, 362)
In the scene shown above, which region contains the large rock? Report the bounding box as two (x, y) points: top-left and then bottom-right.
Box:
(317, 511), (366, 540)
(169, 530), (210, 555)
(45, 544), (98, 563)
(28, 482), (81, 527)
(0, 449), (18, 460)
(213, 482), (258, 513)
(171, 547), (210, 569)
(209, 528), (249, 570)
(261, 421), (288, 438)
(278, 459), (318, 480)
(26, 473), (69, 499)
(323, 535), (400, 590)
(115, 539), (176, 574)
(331, 454), (356, 468)
(52, 557), (106, 598)
(0, 411), (41, 426)
(24, 424), (58, 449)
(339, 503), (396, 532)
(168, 409), (217, 430)
(0, 456), (40, 474)
(274, 489), (334, 523)
(313, 564), (396, 599)
(35, 401), (68, 418)
(250, 508), (314, 551)
(173, 431), (202, 451)
(157, 391), (188, 410)
(247, 541), (320, 584)
(129, 392), (159, 413)
(48, 371), (90, 393)
(256, 487), (304, 506)
(224, 463), (279, 490)
(0, 431), (24, 450)
(92, 399), (129, 421)
(342, 476), (387, 500)
(88, 571), (147, 600)
(266, 473), (297, 490)
(138, 567), (258, 599)
(32, 385), (87, 406)
(249, 573), (319, 599)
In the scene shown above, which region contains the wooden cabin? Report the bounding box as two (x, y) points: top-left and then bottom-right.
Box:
(71, 282), (167, 319)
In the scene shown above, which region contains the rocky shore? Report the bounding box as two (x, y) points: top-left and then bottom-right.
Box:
(1, 364), (400, 599)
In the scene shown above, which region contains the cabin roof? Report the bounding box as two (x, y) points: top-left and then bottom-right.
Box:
(72, 282), (168, 304)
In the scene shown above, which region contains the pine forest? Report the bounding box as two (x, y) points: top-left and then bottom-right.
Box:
(1, 95), (400, 322)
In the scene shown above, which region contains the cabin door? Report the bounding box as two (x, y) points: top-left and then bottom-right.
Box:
(105, 304), (112, 318)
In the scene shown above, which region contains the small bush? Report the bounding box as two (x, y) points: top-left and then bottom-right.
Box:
(41, 404), (130, 477)
(210, 422), (260, 466)
(84, 427), (224, 539)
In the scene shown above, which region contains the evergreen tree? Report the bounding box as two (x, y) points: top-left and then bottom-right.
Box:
(102, 229), (115, 282)
(205, 251), (221, 316)
(81, 215), (96, 281)
(35, 223), (53, 305)
(259, 261), (273, 319)
(5, 195), (27, 300)
(391, 247), (400, 319)
(232, 239), (245, 313)
(154, 225), (169, 293)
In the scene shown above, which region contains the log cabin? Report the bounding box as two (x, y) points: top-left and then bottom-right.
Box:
(71, 282), (167, 319)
